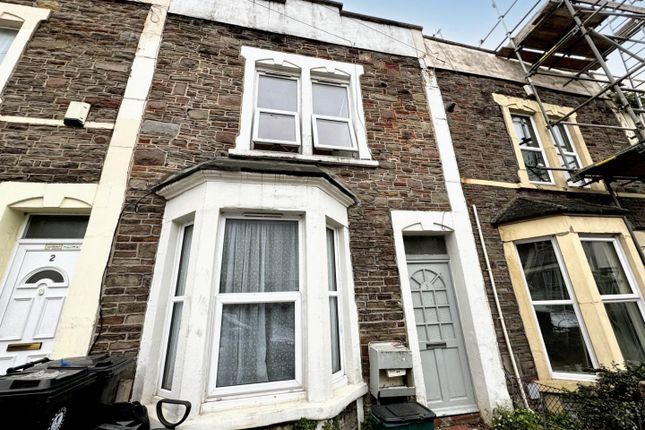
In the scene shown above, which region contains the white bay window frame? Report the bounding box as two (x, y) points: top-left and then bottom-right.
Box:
(233, 46), (374, 165)
(158, 221), (194, 395)
(134, 170), (366, 429)
(207, 215), (305, 397)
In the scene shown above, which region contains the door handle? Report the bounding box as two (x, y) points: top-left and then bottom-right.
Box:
(425, 341), (447, 350)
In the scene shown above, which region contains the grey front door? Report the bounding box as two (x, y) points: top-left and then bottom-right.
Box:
(408, 261), (477, 414)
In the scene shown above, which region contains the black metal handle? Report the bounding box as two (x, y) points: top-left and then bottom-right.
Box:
(6, 357), (50, 374)
(156, 398), (192, 429)
(425, 341), (447, 350)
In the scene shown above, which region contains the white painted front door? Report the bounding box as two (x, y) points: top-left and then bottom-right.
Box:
(0, 242), (81, 374)
(408, 261), (477, 415)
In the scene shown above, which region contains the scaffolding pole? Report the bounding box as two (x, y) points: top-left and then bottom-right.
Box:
(491, 0), (645, 181)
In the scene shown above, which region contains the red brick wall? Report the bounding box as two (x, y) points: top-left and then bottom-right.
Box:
(0, 0), (148, 183)
(95, 15), (450, 370)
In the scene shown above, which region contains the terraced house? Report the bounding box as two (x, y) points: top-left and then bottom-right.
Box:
(0, 0), (642, 429)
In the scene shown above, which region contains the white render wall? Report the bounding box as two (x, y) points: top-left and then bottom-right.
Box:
(169, 0), (420, 58)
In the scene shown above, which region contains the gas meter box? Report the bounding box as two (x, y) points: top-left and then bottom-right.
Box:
(369, 342), (415, 399)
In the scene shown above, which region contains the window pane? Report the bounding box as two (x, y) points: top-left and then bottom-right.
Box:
(552, 124), (574, 153)
(521, 150), (550, 183)
(257, 75), (297, 112)
(220, 219), (299, 293)
(313, 83), (349, 117)
(257, 112), (297, 143)
(174, 225), (193, 296)
(315, 118), (353, 149)
(558, 155), (580, 171)
(582, 241), (633, 295)
(605, 302), (645, 364)
(517, 241), (570, 301)
(403, 236), (447, 256)
(330, 297), (341, 374)
(327, 229), (337, 292)
(534, 304), (593, 373)
(24, 215), (89, 239)
(512, 115), (539, 148)
(0, 28), (17, 63)
(217, 303), (295, 387)
(161, 302), (183, 390)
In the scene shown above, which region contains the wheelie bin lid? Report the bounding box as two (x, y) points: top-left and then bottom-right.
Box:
(0, 365), (97, 400)
(372, 402), (436, 424)
(45, 354), (132, 376)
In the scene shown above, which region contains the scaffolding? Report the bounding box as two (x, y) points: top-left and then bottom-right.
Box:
(482, 0), (645, 188)
(477, 2), (645, 406)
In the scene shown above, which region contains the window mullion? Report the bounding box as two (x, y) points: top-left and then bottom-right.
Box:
(301, 67), (313, 156)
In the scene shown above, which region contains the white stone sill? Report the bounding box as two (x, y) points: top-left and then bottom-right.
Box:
(228, 148), (380, 168)
(149, 382), (368, 430)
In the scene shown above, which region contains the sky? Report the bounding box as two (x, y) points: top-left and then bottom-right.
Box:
(340, 0), (539, 50)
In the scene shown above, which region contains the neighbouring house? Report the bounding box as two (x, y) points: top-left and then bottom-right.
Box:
(0, 0), (642, 429)
(424, 0), (645, 400)
(0, 0), (150, 374)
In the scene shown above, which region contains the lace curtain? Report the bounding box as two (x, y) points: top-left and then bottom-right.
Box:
(216, 219), (298, 387)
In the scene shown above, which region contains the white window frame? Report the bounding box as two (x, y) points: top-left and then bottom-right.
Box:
(312, 80), (358, 153)
(515, 236), (598, 381)
(234, 46), (374, 164)
(581, 237), (645, 356)
(511, 114), (554, 185)
(0, 4), (49, 94)
(252, 71), (302, 148)
(326, 226), (345, 381)
(206, 215), (304, 398)
(550, 123), (585, 187)
(158, 221), (193, 396)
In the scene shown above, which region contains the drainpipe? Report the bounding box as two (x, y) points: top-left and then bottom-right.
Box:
(472, 205), (529, 409)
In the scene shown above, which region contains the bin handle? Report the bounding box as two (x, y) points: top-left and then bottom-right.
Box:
(156, 398), (191, 429)
(6, 357), (50, 374)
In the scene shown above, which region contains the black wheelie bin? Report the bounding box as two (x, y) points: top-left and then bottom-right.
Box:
(0, 354), (133, 430)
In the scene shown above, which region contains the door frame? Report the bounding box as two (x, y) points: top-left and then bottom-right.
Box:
(391, 210), (511, 418)
(406, 257), (478, 416)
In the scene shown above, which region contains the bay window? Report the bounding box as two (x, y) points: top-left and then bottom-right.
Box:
(516, 239), (595, 376)
(327, 227), (342, 376)
(135, 164), (365, 428)
(581, 238), (645, 364)
(500, 215), (645, 386)
(209, 218), (302, 394)
(160, 223), (193, 392)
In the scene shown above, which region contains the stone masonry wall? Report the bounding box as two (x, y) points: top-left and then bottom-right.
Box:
(0, 0), (147, 183)
(94, 15), (450, 372)
(436, 69), (645, 382)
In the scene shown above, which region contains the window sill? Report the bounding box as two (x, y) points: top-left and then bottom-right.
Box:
(151, 382), (368, 430)
(229, 148), (380, 168)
